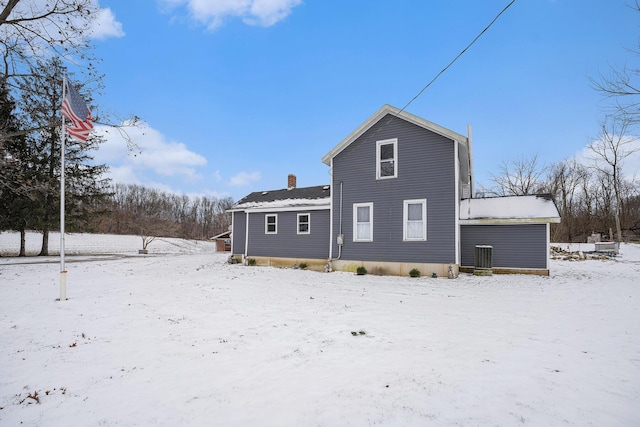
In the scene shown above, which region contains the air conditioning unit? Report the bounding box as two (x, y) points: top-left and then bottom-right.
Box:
(474, 245), (493, 276)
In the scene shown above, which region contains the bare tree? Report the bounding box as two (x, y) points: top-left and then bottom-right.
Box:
(591, 1), (640, 124)
(588, 115), (639, 242)
(544, 159), (592, 242)
(491, 153), (547, 196)
(0, 0), (98, 83)
(92, 183), (234, 242)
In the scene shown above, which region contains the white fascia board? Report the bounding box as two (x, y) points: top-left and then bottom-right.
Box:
(322, 104), (468, 165)
(460, 217), (561, 225)
(242, 204), (330, 213)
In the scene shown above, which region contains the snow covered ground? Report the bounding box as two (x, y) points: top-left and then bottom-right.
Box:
(1, 232), (639, 426)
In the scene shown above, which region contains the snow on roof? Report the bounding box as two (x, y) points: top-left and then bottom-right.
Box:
(232, 197), (330, 212)
(460, 194), (560, 224)
(231, 185), (330, 212)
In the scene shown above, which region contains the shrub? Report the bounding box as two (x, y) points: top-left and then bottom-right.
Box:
(298, 262), (308, 270)
(356, 266), (367, 275)
(409, 268), (420, 278)
(247, 258), (256, 266)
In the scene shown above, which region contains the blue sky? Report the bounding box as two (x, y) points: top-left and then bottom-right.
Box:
(84, 0), (639, 201)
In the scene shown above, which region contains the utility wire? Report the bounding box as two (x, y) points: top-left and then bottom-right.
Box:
(399, 0), (517, 114)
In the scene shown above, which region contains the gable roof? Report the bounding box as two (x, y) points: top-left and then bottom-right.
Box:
(321, 104), (469, 166)
(230, 185), (330, 212)
(460, 194), (561, 224)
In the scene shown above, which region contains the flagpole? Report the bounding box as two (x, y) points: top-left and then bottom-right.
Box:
(59, 75), (67, 301)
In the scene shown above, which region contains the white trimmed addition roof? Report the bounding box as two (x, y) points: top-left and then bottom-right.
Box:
(321, 104), (469, 166)
(460, 194), (561, 225)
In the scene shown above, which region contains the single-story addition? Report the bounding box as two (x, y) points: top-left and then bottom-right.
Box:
(229, 104), (560, 276)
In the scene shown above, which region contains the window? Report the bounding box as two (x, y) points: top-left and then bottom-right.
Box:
(353, 203), (373, 242)
(265, 214), (277, 234)
(376, 138), (398, 179)
(297, 213), (310, 234)
(403, 199), (427, 241)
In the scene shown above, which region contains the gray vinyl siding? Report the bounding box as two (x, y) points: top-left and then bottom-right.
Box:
(460, 224), (548, 269)
(231, 211), (246, 256)
(331, 114), (456, 263)
(246, 209), (330, 259)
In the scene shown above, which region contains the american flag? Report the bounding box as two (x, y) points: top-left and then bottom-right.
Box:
(61, 79), (94, 142)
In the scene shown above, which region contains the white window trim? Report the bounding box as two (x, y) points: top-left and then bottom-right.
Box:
(376, 138), (398, 180)
(297, 213), (310, 235)
(403, 199), (427, 241)
(353, 202), (374, 242)
(265, 214), (278, 234)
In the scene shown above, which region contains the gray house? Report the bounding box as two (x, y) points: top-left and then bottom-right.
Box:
(230, 105), (560, 276)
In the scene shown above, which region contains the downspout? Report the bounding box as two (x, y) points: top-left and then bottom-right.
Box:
(328, 162), (334, 260)
(337, 180), (343, 259)
(244, 211), (249, 263)
(328, 158), (344, 266)
(230, 212), (235, 254)
(454, 140), (460, 266)
(467, 124), (474, 198)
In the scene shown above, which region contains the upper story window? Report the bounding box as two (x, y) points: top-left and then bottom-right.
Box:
(297, 213), (310, 234)
(265, 214), (277, 234)
(353, 202), (373, 242)
(376, 138), (398, 179)
(403, 199), (427, 241)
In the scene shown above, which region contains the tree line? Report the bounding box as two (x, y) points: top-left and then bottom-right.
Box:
(486, 146), (639, 243)
(94, 183), (233, 245)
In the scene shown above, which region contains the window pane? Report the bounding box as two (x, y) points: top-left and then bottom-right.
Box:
(299, 223), (309, 233)
(299, 215), (308, 223)
(407, 221), (423, 239)
(380, 143), (394, 160)
(266, 215), (276, 233)
(357, 206), (370, 222)
(357, 223), (371, 240)
(407, 203), (422, 220)
(380, 160), (395, 177)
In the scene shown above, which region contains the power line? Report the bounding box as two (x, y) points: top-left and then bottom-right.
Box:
(399, 0), (517, 114)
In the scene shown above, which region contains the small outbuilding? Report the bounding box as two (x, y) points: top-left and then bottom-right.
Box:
(211, 231), (232, 252)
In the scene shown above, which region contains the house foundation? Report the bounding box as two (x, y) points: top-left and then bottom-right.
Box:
(331, 259), (459, 278)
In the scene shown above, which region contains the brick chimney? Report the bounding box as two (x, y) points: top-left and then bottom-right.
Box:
(287, 174), (296, 190)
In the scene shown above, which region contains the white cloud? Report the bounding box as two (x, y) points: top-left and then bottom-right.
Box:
(105, 165), (141, 185)
(245, 0), (301, 26)
(94, 121), (207, 186)
(90, 7), (125, 40)
(229, 171), (262, 187)
(160, 0), (302, 30)
(574, 135), (640, 180)
(0, 1), (125, 60)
